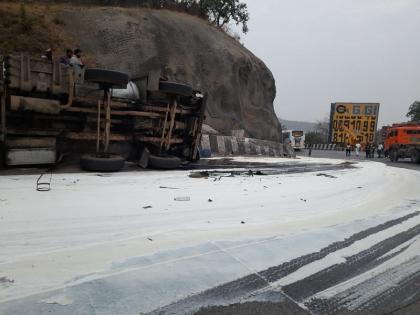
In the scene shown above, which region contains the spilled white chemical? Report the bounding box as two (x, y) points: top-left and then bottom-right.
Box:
(0, 157), (419, 310)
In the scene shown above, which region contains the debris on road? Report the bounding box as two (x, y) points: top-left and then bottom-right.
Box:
(96, 174), (112, 177)
(189, 170), (269, 180)
(40, 295), (73, 306)
(0, 277), (14, 285)
(316, 173), (337, 178)
(189, 171), (210, 178)
(174, 196), (190, 202)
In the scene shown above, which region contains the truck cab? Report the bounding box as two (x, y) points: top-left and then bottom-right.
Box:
(384, 123), (420, 163)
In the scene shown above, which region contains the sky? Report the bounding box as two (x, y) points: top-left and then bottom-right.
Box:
(240, 0), (420, 127)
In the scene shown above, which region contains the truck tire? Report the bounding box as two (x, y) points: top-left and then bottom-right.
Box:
(148, 154), (181, 169)
(84, 69), (129, 88)
(159, 81), (193, 97)
(410, 149), (420, 163)
(80, 154), (125, 172)
(0, 142), (5, 170)
(389, 150), (398, 162)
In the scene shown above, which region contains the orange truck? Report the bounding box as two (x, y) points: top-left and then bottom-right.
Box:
(384, 123), (420, 163)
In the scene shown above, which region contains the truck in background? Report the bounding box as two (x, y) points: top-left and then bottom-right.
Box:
(384, 123), (420, 163)
(282, 130), (305, 151)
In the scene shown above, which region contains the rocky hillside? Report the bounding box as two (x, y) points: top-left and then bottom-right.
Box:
(0, 3), (281, 141)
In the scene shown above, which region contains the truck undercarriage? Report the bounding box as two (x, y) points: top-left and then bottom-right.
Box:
(0, 54), (206, 171)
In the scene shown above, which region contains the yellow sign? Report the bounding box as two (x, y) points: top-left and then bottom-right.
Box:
(329, 103), (380, 144)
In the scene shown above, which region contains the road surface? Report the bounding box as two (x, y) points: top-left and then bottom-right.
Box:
(0, 156), (419, 314)
(297, 148), (420, 172)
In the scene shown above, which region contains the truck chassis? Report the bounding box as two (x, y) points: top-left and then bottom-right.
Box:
(0, 54), (206, 170)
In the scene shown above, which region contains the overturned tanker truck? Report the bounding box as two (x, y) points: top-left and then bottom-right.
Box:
(0, 54), (206, 171)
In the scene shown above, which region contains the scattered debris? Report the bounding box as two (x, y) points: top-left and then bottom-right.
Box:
(189, 170), (269, 179)
(142, 206), (152, 209)
(0, 276), (14, 284)
(36, 169), (53, 192)
(255, 171), (267, 176)
(300, 198), (307, 202)
(96, 173), (112, 177)
(40, 295), (73, 306)
(174, 196), (190, 201)
(147, 237), (153, 242)
(316, 173), (337, 179)
(189, 171), (210, 178)
(159, 186), (180, 190)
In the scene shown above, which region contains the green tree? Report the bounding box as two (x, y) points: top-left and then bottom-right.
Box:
(305, 131), (326, 145)
(181, 0), (249, 33)
(407, 101), (420, 122)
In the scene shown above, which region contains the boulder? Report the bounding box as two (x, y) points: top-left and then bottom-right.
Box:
(57, 7), (281, 141)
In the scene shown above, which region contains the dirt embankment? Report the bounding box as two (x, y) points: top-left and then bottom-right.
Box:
(0, 2), (281, 141)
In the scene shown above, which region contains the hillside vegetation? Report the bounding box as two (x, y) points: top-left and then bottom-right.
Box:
(0, 2), (76, 56)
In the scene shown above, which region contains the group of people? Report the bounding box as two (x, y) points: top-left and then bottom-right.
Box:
(346, 142), (384, 158)
(41, 48), (85, 83)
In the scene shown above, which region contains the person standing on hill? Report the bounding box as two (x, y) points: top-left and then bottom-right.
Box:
(70, 49), (84, 84)
(60, 49), (73, 66)
(41, 48), (53, 61)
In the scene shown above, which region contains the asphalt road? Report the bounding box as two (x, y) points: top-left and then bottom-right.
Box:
(1, 155), (419, 315)
(151, 212), (420, 315)
(297, 149), (420, 172)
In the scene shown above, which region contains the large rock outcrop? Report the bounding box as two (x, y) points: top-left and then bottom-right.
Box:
(57, 7), (281, 141)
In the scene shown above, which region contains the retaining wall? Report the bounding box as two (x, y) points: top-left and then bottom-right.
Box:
(199, 134), (293, 158)
(305, 144), (345, 151)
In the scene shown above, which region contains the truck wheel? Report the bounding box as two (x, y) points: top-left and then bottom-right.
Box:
(84, 69), (129, 88)
(389, 150), (398, 162)
(159, 81), (193, 97)
(80, 154), (125, 172)
(148, 154), (181, 169)
(410, 150), (420, 163)
(0, 142), (5, 170)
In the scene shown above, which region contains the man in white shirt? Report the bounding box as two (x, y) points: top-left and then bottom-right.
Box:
(377, 143), (384, 158)
(70, 48), (84, 84)
(355, 142), (361, 158)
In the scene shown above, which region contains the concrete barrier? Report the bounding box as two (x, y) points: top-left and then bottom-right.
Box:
(304, 144), (344, 151)
(199, 134), (290, 158)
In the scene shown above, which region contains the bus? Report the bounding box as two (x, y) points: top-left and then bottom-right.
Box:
(282, 130), (305, 150)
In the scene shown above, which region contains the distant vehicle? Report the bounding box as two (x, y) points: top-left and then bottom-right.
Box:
(282, 130), (305, 150)
(384, 123), (420, 163)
